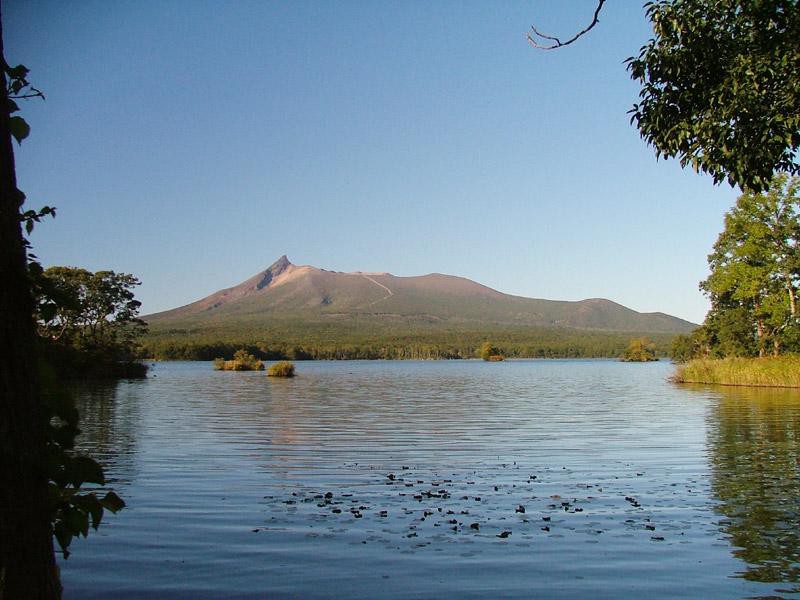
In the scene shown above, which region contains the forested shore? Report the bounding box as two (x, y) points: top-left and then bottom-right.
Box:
(141, 329), (676, 361)
(669, 175), (799, 387)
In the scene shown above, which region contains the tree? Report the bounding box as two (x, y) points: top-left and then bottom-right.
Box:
(669, 332), (698, 362)
(621, 337), (658, 362)
(0, 14), (62, 598)
(529, 1), (800, 192)
(478, 341), (504, 361)
(1, 14), (125, 596)
(702, 302), (759, 357)
(701, 173), (800, 356)
(627, 0), (800, 191)
(35, 267), (147, 357)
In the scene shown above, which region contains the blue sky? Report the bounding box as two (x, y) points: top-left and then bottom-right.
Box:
(6, 1), (739, 323)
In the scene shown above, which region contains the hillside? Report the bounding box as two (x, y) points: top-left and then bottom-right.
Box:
(148, 255), (695, 332)
(143, 256), (695, 359)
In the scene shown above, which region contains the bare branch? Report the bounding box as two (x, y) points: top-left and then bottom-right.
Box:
(527, 0), (606, 50)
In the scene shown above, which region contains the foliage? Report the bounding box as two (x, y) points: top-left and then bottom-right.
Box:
(699, 173), (800, 357)
(213, 349), (264, 371)
(5, 63), (55, 237)
(6, 62), (42, 146)
(32, 266), (149, 378)
(621, 337), (658, 362)
(478, 341), (504, 361)
(143, 325), (678, 362)
(669, 332), (699, 363)
(267, 361), (296, 377)
(701, 304), (759, 357)
(627, 0), (800, 191)
(40, 366), (125, 558)
(35, 267), (147, 350)
(674, 354), (800, 387)
(4, 62), (126, 566)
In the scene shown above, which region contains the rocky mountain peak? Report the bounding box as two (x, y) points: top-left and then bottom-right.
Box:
(253, 255), (293, 290)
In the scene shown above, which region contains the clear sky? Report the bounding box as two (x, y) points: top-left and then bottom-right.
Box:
(5, 0), (739, 324)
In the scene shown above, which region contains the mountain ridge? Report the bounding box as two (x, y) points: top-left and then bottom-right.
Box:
(146, 255), (696, 334)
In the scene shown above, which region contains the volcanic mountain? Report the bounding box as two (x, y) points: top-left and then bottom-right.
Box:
(145, 255), (696, 334)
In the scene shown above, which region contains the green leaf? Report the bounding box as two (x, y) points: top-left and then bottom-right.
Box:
(68, 456), (106, 487)
(66, 507), (90, 538)
(53, 522), (73, 557)
(9, 116), (30, 144)
(100, 491), (126, 513)
(7, 64), (30, 79)
(50, 424), (80, 450)
(84, 496), (104, 530)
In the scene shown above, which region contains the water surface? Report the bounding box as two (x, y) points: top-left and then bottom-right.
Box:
(62, 360), (800, 598)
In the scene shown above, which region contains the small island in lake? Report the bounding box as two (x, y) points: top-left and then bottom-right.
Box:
(620, 337), (658, 362)
(214, 350), (264, 371)
(267, 361), (296, 377)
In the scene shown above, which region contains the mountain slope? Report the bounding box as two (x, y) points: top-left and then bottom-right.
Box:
(146, 256), (696, 334)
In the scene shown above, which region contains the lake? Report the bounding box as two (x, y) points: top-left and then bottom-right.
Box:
(61, 360), (800, 598)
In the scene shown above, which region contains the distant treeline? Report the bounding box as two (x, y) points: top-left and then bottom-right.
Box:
(141, 329), (677, 361)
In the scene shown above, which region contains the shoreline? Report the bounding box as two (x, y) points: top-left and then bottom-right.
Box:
(673, 355), (800, 389)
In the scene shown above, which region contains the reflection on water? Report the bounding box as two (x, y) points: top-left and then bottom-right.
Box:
(706, 385), (800, 592)
(71, 380), (144, 485)
(58, 361), (800, 599)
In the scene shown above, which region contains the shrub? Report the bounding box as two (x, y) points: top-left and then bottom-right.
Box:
(213, 350), (264, 371)
(479, 341), (504, 361)
(267, 361), (295, 377)
(621, 337), (658, 362)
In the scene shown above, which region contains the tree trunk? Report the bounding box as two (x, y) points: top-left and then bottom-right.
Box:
(0, 6), (62, 598)
(788, 283), (797, 318)
(756, 317), (765, 357)
(773, 336), (781, 356)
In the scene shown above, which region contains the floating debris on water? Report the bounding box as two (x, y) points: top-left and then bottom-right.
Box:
(251, 461), (685, 552)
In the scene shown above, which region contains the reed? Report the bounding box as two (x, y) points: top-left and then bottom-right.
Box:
(673, 355), (800, 388)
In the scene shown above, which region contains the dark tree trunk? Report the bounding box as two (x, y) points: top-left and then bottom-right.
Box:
(0, 5), (62, 598)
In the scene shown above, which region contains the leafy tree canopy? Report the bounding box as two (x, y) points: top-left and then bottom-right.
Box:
(479, 341), (503, 361)
(34, 266), (147, 360)
(627, 0), (800, 191)
(676, 173), (800, 361)
(621, 337), (658, 362)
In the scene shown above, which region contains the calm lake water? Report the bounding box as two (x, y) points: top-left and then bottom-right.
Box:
(61, 360), (800, 599)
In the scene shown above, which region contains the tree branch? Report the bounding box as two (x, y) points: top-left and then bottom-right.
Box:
(527, 0), (606, 50)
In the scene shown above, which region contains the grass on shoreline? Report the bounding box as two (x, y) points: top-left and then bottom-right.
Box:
(673, 355), (800, 388)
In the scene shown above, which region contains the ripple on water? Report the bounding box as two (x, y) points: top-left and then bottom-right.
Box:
(62, 360), (800, 599)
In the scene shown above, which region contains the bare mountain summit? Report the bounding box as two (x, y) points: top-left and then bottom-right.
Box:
(146, 256), (696, 334)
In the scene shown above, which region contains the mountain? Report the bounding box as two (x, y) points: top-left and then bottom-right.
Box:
(146, 255), (696, 335)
